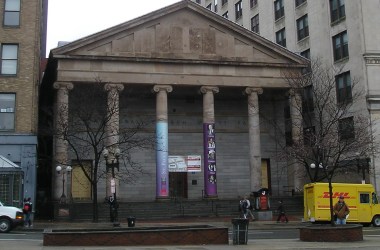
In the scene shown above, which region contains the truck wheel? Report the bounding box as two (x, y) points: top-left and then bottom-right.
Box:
(372, 215), (380, 227)
(0, 218), (11, 233)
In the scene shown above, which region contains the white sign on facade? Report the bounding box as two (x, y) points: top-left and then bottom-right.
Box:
(169, 155), (201, 172)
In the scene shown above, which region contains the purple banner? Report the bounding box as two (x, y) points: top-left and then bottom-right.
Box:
(203, 123), (217, 197)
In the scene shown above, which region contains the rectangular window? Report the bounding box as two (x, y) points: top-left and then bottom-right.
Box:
(330, 0), (345, 23)
(360, 193), (370, 204)
(0, 93), (16, 131)
(297, 14), (309, 41)
(206, 3), (212, 10)
(336, 71), (352, 104)
(285, 131), (293, 146)
(1, 44), (18, 75)
(222, 11), (228, 19)
(3, 0), (20, 26)
(222, 0), (228, 6)
(300, 49), (310, 59)
(251, 14), (259, 33)
(196, 0), (201, 4)
(214, 0), (218, 12)
(250, 0), (258, 8)
(339, 116), (355, 140)
(304, 126), (316, 146)
(302, 85), (314, 113)
(276, 28), (286, 47)
(274, 0), (285, 20)
(284, 102), (292, 146)
(295, 0), (306, 7)
(333, 31), (349, 61)
(235, 0), (243, 20)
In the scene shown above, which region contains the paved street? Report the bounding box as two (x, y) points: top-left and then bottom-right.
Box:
(1, 218), (380, 249)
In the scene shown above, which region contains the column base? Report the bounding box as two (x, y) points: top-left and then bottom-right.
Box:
(156, 197), (171, 202)
(203, 195), (219, 200)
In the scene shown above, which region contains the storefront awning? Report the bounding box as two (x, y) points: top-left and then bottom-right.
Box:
(0, 155), (21, 170)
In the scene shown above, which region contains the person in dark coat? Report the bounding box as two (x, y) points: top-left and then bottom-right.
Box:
(333, 195), (350, 224)
(23, 197), (33, 227)
(276, 200), (288, 223)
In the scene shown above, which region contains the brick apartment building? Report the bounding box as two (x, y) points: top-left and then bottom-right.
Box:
(0, 0), (47, 209)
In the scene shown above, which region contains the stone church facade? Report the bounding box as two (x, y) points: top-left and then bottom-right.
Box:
(40, 0), (309, 203)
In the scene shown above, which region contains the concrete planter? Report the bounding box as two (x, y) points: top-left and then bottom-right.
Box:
(300, 224), (363, 242)
(43, 225), (228, 246)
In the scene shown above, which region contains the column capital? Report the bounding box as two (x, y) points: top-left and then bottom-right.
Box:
(200, 86), (219, 94)
(244, 87), (263, 95)
(53, 82), (74, 91)
(104, 83), (124, 92)
(153, 85), (173, 93)
(288, 88), (302, 97)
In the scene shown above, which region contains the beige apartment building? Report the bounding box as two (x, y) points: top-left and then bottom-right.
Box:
(192, 0), (380, 191)
(0, 0), (46, 209)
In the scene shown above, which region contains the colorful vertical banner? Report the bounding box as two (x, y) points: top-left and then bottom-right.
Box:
(203, 123), (217, 197)
(156, 122), (169, 198)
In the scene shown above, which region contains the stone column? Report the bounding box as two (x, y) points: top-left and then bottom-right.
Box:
(289, 89), (304, 192)
(104, 83), (124, 197)
(200, 86), (219, 198)
(53, 82), (73, 200)
(245, 88), (263, 192)
(153, 85), (173, 200)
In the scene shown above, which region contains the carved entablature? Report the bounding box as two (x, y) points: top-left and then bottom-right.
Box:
(364, 55), (380, 65)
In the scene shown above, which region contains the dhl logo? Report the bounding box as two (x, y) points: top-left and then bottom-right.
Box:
(321, 192), (350, 199)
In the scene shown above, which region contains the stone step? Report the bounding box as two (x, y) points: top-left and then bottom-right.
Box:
(67, 196), (303, 221)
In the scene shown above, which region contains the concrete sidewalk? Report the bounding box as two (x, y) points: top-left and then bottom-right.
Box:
(12, 216), (380, 250)
(17, 215), (303, 231)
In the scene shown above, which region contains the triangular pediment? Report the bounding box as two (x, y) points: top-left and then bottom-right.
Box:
(51, 0), (307, 66)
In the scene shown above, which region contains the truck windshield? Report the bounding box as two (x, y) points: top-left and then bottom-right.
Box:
(372, 193), (379, 204)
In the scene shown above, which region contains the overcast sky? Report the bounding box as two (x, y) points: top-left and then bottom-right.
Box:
(46, 0), (180, 54)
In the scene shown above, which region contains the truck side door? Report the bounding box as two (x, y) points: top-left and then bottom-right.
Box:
(357, 193), (371, 223)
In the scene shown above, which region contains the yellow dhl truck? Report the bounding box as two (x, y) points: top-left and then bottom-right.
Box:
(304, 183), (380, 226)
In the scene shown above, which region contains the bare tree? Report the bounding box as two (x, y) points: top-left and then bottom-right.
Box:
(54, 80), (155, 222)
(266, 59), (378, 225)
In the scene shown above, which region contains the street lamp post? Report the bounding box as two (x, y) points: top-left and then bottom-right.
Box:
(103, 148), (120, 227)
(56, 165), (72, 204)
(311, 162), (335, 225)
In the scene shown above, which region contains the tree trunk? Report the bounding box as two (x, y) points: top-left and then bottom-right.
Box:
(328, 179), (335, 226)
(92, 182), (98, 222)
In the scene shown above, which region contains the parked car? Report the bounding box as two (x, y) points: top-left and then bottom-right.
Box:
(0, 201), (24, 233)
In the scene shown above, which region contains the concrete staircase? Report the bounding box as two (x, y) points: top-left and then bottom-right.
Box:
(68, 196), (303, 222)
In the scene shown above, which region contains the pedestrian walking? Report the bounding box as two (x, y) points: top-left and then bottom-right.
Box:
(239, 196), (255, 220)
(276, 200), (288, 223)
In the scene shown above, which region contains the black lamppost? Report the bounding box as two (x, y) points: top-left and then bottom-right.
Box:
(56, 165), (72, 204)
(103, 148), (120, 227)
